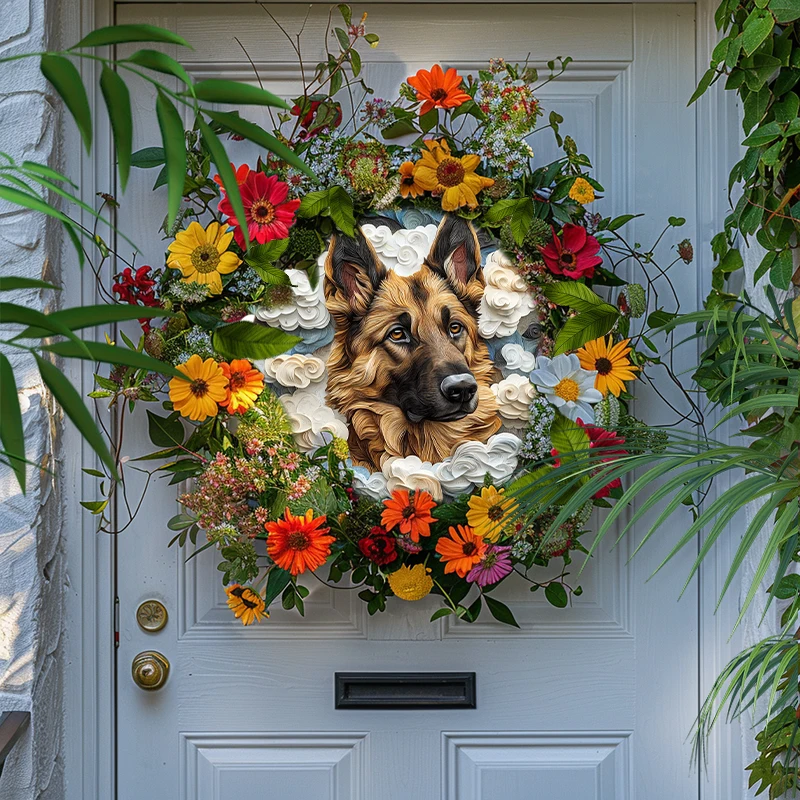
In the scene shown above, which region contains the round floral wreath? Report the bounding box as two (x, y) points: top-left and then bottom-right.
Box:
(105, 24), (673, 627)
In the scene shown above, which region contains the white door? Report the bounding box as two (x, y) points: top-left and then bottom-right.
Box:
(114, 3), (700, 798)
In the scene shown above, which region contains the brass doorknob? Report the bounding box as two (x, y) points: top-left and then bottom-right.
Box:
(131, 650), (170, 690)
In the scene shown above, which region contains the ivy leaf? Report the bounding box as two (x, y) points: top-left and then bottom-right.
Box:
(742, 9), (775, 57)
(146, 410), (185, 449)
(771, 0), (800, 22)
(212, 321), (300, 360)
(742, 120), (782, 147)
(770, 248), (793, 289)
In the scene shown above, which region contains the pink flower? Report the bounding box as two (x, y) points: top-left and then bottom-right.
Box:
(576, 420), (627, 499)
(466, 545), (513, 587)
(218, 172), (300, 249)
(538, 224), (602, 280)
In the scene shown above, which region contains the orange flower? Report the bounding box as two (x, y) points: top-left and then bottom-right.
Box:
(435, 525), (487, 578)
(381, 489), (437, 542)
(265, 508), (335, 576)
(407, 65), (471, 116)
(398, 161), (425, 199)
(225, 584), (267, 625)
(213, 162), (251, 190)
(220, 359), (264, 414)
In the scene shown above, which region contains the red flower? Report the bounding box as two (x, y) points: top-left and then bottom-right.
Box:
(290, 97), (342, 140)
(539, 224), (602, 280)
(577, 421), (627, 499)
(213, 163), (251, 191)
(218, 172), (301, 249)
(112, 265), (160, 332)
(357, 526), (398, 566)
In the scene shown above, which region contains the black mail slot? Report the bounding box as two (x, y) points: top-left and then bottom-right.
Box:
(334, 672), (476, 709)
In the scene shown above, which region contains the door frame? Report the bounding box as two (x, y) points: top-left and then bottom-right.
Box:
(60, 1), (743, 798)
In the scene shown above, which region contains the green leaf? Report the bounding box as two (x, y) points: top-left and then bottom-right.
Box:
(742, 120), (782, 147)
(605, 214), (637, 231)
(430, 607), (454, 622)
(205, 110), (313, 177)
(0, 277), (59, 291)
(0, 302), (90, 355)
(146, 409), (185, 448)
(15, 303), (169, 339)
(484, 595), (520, 627)
(250, 264), (291, 285)
(263, 567), (292, 607)
(769, 248), (793, 289)
(80, 499), (108, 515)
(770, 0), (800, 22)
(327, 185), (355, 236)
(297, 189), (330, 219)
(338, 4), (352, 25)
(155, 90), (187, 231)
(510, 198), (534, 246)
(0, 353), (25, 492)
(246, 239), (290, 267)
(688, 67), (717, 105)
(19, 161), (78, 189)
(553, 307), (620, 354)
(124, 49), (192, 86)
(544, 583), (569, 608)
(541, 281), (614, 313)
(40, 55), (92, 153)
(130, 146), (165, 169)
(198, 117), (248, 250)
(742, 9), (775, 56)
(550, 414), (590, 457)
(99, 66), (133, 190)
(419, 107), (438, 134)
(381, 118), (419, 139)
(211, 321), (300, 360)
(35, 354), (117, 478)
(193, 79), (289, 109)
(718, 248), (744, 273)
(70, 23), (190, 49)
(483, 198), (522, 225)
(40, 340), (186, 380)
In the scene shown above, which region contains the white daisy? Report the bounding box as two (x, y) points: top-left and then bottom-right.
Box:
(529, 353), (602, 423)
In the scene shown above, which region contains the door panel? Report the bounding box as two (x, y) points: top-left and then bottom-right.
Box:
(115, 4), (698, 798)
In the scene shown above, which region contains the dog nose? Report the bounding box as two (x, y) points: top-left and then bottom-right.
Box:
(440, 373), (478, 404)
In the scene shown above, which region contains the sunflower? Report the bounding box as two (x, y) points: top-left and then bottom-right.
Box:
(398, 161), (425, 199)
(265, 508), (334, 576)
(166, 221), (242, 295)
(568, 177), (595, 204)
(220, 359), (264, 414)
(225, 584), (267, 625)
(169, 354), (229, 421)
(407, 65), (471, 115)
(413, 139), (494, 212)
(435, 525), (487, 578)
(381, 489), (437, 542)
(387, 563), (434, 601)
(466, 486), (517, 542)
(576, 336), (639, 397)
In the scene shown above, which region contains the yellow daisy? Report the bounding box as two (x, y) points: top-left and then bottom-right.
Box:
(568, 177), (595, 204)
(169, 354), (229, 421)
(576, 336), (639, 397)
(225, 584), (267, 625)
(387, 564), (433, 601)
(413, 139), (494, 211)
(466, 485), (517, 542)
(166, 220), (241, 295)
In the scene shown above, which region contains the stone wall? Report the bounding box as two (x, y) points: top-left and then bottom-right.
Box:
(0, 0), (65, 798)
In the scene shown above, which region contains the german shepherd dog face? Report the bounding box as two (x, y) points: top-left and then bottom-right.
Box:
(324, 215), (500, 471)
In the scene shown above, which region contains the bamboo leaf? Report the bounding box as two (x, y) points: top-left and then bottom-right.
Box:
(0, 302), (90, 356)
(35, 354), (117, 479)
(192, 80), (289, 109)
(155, 90), (187, 230)
(0, 353), (26, 492)
(70, 23), (190, 49)
(40, 55), (92, 153)
(197, 117), (249, 250)
(40, 340), (187, 380)
(123, 49), (192, 86)
(99, 66), (133, 190)
(0, 277), (59, 291)
(15, 303), (169, 339)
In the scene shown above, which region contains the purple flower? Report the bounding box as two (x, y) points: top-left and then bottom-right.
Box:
(466, 545), (513, 587)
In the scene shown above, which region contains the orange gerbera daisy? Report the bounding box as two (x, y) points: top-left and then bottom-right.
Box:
(265, 508), (335, 576)
(381, 489), (437, 542)
(398, 161), (425, 199)
(408, 65), (471, 116)
(213, 162), (251, 190)
(576, 336), (639, 397)
(220, 359), (264, 414)
(435, 525), (487, 578)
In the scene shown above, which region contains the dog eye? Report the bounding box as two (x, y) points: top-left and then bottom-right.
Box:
(387, 327), (408, 342)
(449, 322), (463, 336)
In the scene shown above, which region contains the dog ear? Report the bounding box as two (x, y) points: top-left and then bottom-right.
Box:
(324, 230), (387, 317)
(424, 215), (483, 305)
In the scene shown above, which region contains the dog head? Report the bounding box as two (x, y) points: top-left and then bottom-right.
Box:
(325, 214), (491, 424)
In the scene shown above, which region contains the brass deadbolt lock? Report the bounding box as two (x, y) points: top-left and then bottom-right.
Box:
(131, 650), (170, 691)
(136, 599), (168, 632)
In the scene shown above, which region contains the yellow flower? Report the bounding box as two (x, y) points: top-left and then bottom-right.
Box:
(166, 220), (242, 295)
(413, 139), (494, 212)
(466, 485), (517, 542)
(387, 564), (433, 601)
(226, 584), (267, 625)
(169, 354), (229, 421)
(568, 177), (595, 205)
(576, 336), (639, 397)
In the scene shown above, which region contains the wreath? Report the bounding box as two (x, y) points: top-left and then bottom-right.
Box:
(96, 8), (681, 627)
